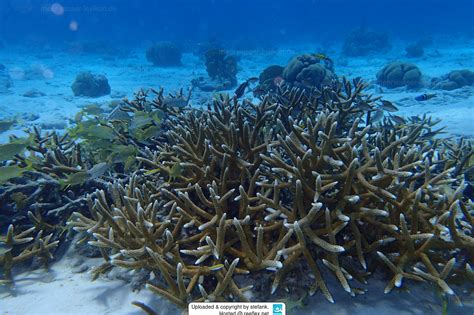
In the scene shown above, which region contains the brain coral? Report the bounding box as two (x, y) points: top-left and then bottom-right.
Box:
(283, 54), (335, 88)
(71, 71), (111, 97)
(376, 62), (422, 88)
(431, 70), (474, 90)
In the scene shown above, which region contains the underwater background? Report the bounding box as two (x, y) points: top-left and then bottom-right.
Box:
(1, 1), (474, 315)
(1, 0), (474, 44)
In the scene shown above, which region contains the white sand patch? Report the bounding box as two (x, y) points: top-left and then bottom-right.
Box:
(1, 247), (180, 315)
(1, 249), (472, 315)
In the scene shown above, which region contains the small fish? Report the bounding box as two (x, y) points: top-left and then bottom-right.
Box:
(390, 114), (406, 125)
(107, 104), (131, 121)
(0, 165), (27, 184)
(409, 116), (422, 123)
(415, 93), (436, 101)
(208, 264), (224, 271)
(59, 171), (91, 188)
(358, 102), (373, 111)
(0, 120), (15, 133)
(87, 162), (108, 179)
(374, 86), (384, 94)
(234, 77), (259, 99)
(0, 142), (28, 162)
(369, 109), (384, 124)
(81, 104), (104, 116)
(379, 100), (398, 112)
(168, 162), (183, 183)
(162, 97), (188, 108)
(313, 53), (332, 62)
(313, 53), (334, 70)
(145, 168), (161, 176)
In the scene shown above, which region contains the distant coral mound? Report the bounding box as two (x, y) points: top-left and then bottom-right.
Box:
(68, 40), (127, 58)
(192, 49), (238, 91)
(405, 42), (424, 58)
(376, 62), (422, 88)
(342, 27), (391, 57)
(146, 42), (182, 66)
(283, 54), (335, 88)
(193, 40), (223, 58)
(259, 65), (284, 83)
(0, 64), (12, 93)
(71, 72), (111, 97)
(254, 65), (284, 96)
(205, 49), (238, 85)
(431, 70), (474, 90)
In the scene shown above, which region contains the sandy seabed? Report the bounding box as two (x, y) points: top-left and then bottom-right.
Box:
(1, 39), (473, 315)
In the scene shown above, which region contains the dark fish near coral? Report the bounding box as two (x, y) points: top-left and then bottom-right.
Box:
(59, 171), (90, 188)
(168, 162), (183, 182)
(313, 53), (332, 63)
(87, 162), (108, 179)
(59, 162), (108, 188)
(313, 53), (334, 70)
(390, 114), (406, 124)
(415, 93), (436, 101)
(234, 77), (259, 99)
(0, 120), (15, 133)
(358, 102), (373, 111)
(107, 104), (131, 121)
(379, 100), (398, 112)
(162, 96), (189, 108)
(81, 104), (104, 115)
(0, 165), (27, 183)
(368, 109), (384, 124)
(0, 142), (28, 161)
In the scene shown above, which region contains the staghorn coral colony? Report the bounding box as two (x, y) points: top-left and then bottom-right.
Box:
(1, 72), (473, 313)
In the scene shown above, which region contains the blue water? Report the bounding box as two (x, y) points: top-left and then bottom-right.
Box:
(1, 0), (473, 46)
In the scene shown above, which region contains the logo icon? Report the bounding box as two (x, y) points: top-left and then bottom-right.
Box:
(273, 304), (283, 314)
